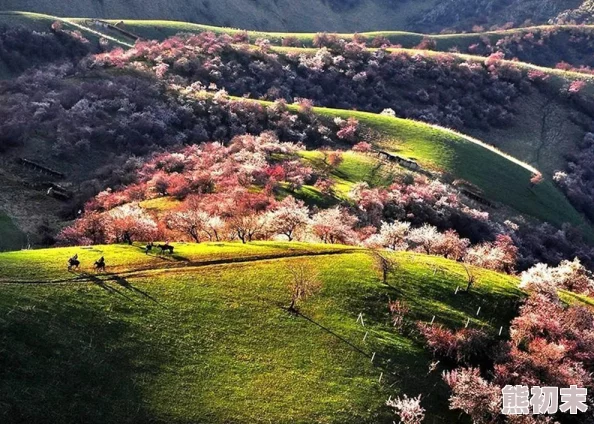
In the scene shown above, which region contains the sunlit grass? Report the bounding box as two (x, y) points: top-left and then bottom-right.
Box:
(0, 243), (524, 422)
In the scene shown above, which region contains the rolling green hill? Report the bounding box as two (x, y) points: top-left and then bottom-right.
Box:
(0, 241), (522, 423)
(0, 11), (132, 46)
(288, 104), (593, 237)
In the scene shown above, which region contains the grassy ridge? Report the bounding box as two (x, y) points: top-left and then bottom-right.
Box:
(0, 242), (522, 423)
(284, 104), (592, 235)
(0, 241), (355, 281)
(299, 150), (397, 197)
(6, 11), (594, 63)
(71, 16), (594, 52)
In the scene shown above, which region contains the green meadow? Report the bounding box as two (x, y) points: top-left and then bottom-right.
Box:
(0, 242), (522, 423)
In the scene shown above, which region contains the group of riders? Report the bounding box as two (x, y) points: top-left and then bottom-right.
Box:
(67, 254), (104, 271)
(67, 242), (174, 271)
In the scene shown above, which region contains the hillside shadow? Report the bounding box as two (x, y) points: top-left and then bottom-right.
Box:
(0, 296), (171, 424)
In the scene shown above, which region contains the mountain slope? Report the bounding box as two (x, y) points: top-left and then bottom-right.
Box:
(0, 242), (522, 423)
(0, 0), (585, 32)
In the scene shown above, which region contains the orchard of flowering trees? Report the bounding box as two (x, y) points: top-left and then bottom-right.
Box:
(92, 32), (531, 131)
(85, 32), (594, 237)
(462, 26), (594, 71)
(3, 30), (594, 271)
(0, 24), (97, 75)
(51, 115), (594, 274)
(57, 129), (526, 274)
(414, 273), (594, 423)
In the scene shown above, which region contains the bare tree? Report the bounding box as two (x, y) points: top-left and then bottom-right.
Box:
(370, 249), (399, 285)
(287, 262), (321, 312)
(461, 262), (476, 293)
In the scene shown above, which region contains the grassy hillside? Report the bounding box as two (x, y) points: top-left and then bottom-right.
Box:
(266, 44), (593, 177)
(0, 11), (132, 47)
(8, 11), (594, 70)
(283, 104), (592, 237)
(0, 242), (522, 423)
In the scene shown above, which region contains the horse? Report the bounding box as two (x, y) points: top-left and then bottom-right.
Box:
(157, 243), (174, 255)
(67, 257), (80, 271)
(94, 257), (106, 272)
(145, 242), (154, 255)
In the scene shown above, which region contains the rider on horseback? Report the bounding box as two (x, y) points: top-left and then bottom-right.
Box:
(67, 253), (80, 270)
(94, 256), (106, 271)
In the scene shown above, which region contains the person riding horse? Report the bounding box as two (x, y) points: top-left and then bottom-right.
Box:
(67, 254), (80, 271)
(157, 242), (174, 254)
(145, 242), (154, 255)
(94, 256), (106, 272)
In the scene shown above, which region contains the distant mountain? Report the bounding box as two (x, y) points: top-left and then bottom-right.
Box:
(0, 0), (587, 32)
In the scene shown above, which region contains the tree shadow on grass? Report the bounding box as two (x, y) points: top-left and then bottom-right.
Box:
(293, 307), (457, 423)
(110, 275), (163, 306)
(0, 293), (171, 424)
(83, 272), (135, 302)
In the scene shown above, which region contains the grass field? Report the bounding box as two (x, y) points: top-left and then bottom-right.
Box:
(0, 241), (524, 423)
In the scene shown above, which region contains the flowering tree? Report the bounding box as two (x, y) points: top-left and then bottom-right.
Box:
(442, 368), (501, 424)
(406, 224), (441, 254)
(433, 230), (470, 261)
(439, 292), (594, 423)
(105, 204), (158, 244)
(530, 172), (544, 187)
(386, 394), (425, 424)
(373, 221), (411, 250)
(265, 196), (310, 241)
(352, 142), (372, 152)
(165, 196), (219, 243)
(56, 212), (107, 246)
(494, 294), (594, 389)
(335, 117), (359, 142)
(227, 212), (268, 244)
(325, 151), (344, 170)
(465, 235), (517, 273)
(310, 207), (358, 244)
(520, 257), (594, 297)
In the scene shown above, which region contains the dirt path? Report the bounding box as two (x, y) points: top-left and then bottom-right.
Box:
(0, 248), (359, 285)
